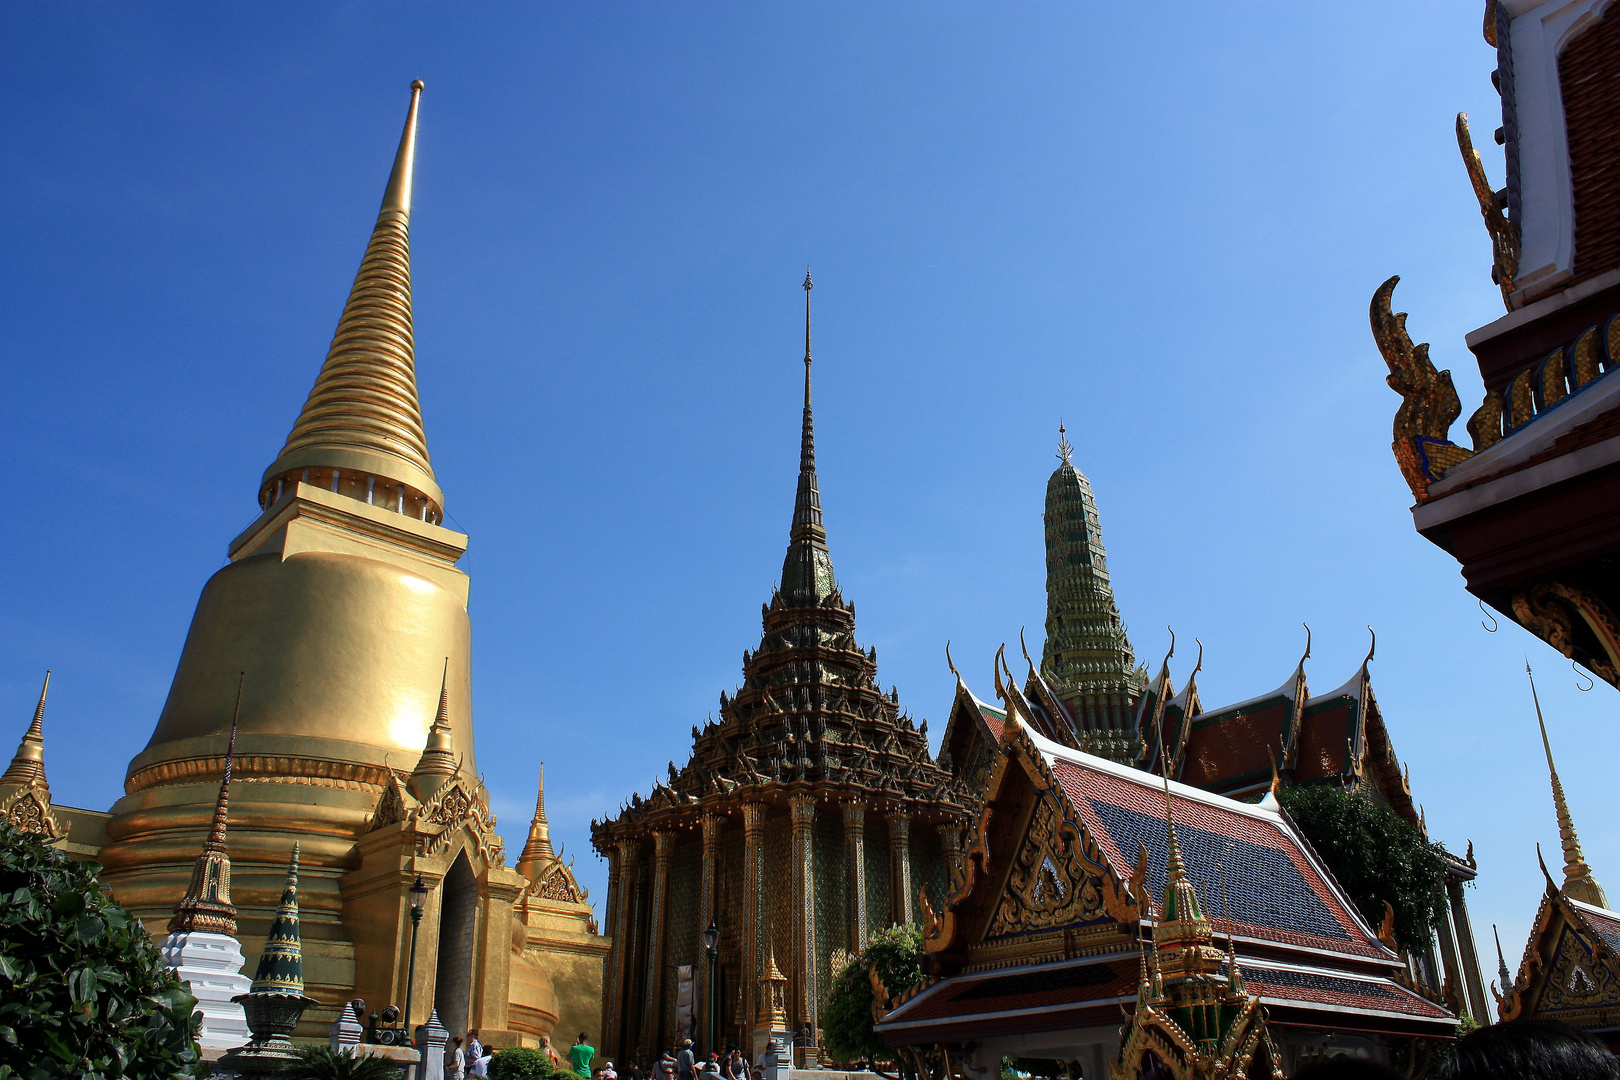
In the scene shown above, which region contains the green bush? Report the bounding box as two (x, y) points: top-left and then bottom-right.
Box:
(822, 924), (924, 1065)
(1278, 784), (1449, 954)
(282, 1045), (404, 1079)
(488, 1046), (573, 1080)
(0, 818), (202, 1079)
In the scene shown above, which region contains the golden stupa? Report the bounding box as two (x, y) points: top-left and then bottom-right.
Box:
(6, 82), (606, 1046)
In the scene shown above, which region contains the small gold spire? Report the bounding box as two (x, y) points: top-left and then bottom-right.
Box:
(1, 670), (51, 790)
(169, 675), (243, 935)
(409, 659), (458, 799)
(515, 763), (558, 882)
(1528, 662), (1607, 907)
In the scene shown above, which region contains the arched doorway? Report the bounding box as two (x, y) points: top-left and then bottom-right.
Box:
(435, 850), (479, 1036)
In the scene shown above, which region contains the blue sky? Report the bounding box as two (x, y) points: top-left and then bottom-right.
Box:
(2, 3), (1611, 982)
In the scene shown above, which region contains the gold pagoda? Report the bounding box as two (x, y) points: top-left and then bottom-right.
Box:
(2, 82), (605, 1048)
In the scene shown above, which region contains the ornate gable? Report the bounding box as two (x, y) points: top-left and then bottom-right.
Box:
(1500, 886), (1620, 1030)
(922, 714), (1145, 975)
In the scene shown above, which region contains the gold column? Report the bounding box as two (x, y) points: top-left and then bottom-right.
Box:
(1448, 879), (1490, 1023)
(642, 831), (675, 1054)
(741, 802), (767, 1036)
(698, 813), (722, 1052)
(611, 839), (640, 1059)
(841, 801), (867, 953)
(888, 812), (913, 928)
(789, 795), (818, 1038)
(938, 823), (963, 889)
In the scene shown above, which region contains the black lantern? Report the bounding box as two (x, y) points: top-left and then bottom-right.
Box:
(702, 922), (720, 954)
(410, 875), (429, 918)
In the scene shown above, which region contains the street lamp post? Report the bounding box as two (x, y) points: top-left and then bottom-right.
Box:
(403, 875), (430, 1037)
(701, 922), (720, 1058)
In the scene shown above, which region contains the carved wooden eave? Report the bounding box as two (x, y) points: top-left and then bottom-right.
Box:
(1498, 881), (1620, 1029)
(921, 716), (1145, 977)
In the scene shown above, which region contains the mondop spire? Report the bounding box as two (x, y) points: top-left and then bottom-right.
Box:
(0, 671), (50, 790)
(261, 80), (445, 521)
(779, 271), (836, 605)
(169, 678), (243, 936)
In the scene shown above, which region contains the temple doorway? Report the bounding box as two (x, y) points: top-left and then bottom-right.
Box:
(434, 850), (478, 1036)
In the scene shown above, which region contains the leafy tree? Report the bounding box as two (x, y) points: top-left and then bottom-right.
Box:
(0, 819), (202, 1079)
(822, 924), (924, 1065)
(1278, 784), (1449, 954)
(282, 1045), (404, 1079)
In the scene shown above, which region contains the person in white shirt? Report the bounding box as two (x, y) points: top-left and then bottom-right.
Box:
(449, 1037), (466, 1080)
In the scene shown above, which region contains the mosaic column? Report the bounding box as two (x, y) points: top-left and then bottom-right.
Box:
(698, 812), (723, 1053)
(789, 795), (818, 1038)
(1448, 879), (1490, 1023)
(741, 802), (767, 1036)
(642, 831), (675, 1054)
(611, 838), (641, 1059)
(888, 812), (913, 927)
(938, 822), (963, 891)
(841, 801), (867, 953)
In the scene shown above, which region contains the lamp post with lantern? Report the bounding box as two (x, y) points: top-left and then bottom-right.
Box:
(702, 922), (720, 1057)
(403, 875), (431, 1034)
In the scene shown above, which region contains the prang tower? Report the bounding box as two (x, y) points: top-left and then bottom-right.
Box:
(1040, 426), (1141, 761)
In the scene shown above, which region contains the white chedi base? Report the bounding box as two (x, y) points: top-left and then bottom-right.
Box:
(159, 930), (252, 1049)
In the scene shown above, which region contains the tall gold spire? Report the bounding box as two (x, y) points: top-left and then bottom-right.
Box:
(1, 670), (50, 790)
(1528, 663), (1608, 907)
(780, 271), (834, 604)
(169, 676), (243, 935)
(1158, 773), (1206, 927)
(409, 659), (458, 800)
(515, 763), (558, 882)
(261, 80), (445, 520)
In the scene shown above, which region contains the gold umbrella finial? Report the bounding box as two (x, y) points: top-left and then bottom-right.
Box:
(1, 670), (51, 790)
(1527, 661), (1607, 907)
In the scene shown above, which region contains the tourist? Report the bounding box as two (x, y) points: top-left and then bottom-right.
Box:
(724, 1048), (746, 1080)
(1432, 1019), (1619, 1080)
(467, 1030), (484, 1066)
(658, 1047), (677, 1080)
(470, 1042), (491, 1079)
(601, 1061), (619, 1080)
(448, 1036), (466, 1080)
(677, 1038), (697, 1080)
(540, 1034), (559, 1070)
(570, 1032), (597, 1078)
(629, 1062), (645, 1080)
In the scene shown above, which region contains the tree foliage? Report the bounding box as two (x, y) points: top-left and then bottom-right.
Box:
(0, 819), (202, 1080)
(282, 1045), (405, 1080)
(822, 924), (924, 1065)
(488, 1047), (577, 1080)
(1278, 784), (1449, 954)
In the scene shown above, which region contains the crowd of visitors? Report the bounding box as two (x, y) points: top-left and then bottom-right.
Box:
(599, 1038), (760, 1080)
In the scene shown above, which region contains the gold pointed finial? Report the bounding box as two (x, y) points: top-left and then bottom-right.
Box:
(1528, 662), (1607, 906)
(261, 80), (444, 521)
(1157, 772), (1205, 925)
(515, 762), (558, 882)
(1, 670), (51, 790)
(169, 674), (244, 935)
(1056, 421), (1074, 465)
(382, 81), (425, 214)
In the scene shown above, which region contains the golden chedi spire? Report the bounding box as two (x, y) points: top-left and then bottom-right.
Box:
(260, 79), (443, 523)
(515, 763), (557, 882)
(169, 678), (243, 936)
(1528, 664), (1608, 907)
(0, 670), (50, 791)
